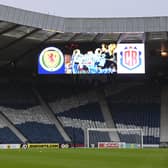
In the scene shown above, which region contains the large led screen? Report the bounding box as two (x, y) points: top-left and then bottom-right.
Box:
(38, 43), (145, 74)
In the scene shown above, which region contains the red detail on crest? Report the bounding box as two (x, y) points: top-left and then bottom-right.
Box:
(123, 49), (138, 67)
(48, 53), (55, 63)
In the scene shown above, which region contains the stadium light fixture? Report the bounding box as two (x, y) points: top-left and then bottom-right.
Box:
(161, 51), (168, 57)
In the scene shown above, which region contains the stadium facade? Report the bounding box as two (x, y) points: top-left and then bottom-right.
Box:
(0, 4), (168, 148)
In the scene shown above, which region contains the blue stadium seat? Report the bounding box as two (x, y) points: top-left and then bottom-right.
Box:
(16, 122), (64, 143)
(0, 127), (21, 144)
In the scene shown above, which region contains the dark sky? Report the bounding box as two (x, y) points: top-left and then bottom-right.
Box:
(0, 0), (168, 17)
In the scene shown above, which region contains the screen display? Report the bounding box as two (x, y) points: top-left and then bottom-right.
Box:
(117, 43), (145, 74)
(38, 43), (145, 74)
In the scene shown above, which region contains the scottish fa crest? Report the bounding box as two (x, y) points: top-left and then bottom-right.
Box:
(120, 46), (142, 70)
(38, 47), (65, 74)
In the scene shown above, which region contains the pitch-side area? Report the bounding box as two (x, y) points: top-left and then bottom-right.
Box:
(0, 148), (168, 168)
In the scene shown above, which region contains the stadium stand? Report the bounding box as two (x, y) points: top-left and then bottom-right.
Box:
(1, 106), (64, 143)
(0, 84), (37, 109)
(0, 116), (21, 144)
(0, 82), (164, 146)
(54, 102), (110, 144)
(107, 85), (161, 144)
(46, 83), (161, 145)
(0, 127), (21, 144)
(0, 84), (65, 143)
(32, 87), (71, 142)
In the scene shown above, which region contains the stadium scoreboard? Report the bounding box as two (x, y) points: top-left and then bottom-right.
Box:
(38, 33), (145, 75)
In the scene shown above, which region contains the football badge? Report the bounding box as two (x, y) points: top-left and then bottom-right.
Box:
(120, 46), (142, 70)
(39, 47), (64, 72)
(117, 43), (145, 74)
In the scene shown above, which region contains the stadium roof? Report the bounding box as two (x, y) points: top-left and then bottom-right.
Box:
(1, 4), (168, 33)
(0, 4), (168, 44)
(0, 4), (168, 79)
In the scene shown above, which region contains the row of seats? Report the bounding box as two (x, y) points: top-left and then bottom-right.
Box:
(57, 103), (104, 122)
(0, 105), (64, 143)
(106, 85), (161, 104)
(0, 117), (21, 143)
(0, 127), (21, 144)
(0, 84), (37, 109)
(108, 103), (160, 144)
(49, 91), (98, 113)
(16, 122), (64, 143)
(55, 103), (108, 144)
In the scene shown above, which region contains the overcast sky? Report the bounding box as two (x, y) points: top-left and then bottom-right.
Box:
(0, 0), (167, 17)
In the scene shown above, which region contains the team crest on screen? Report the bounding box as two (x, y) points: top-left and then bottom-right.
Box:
(120, 46), (142, 70)
(39, 47), (64, 72)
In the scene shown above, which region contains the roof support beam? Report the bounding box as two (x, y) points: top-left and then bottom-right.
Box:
(67, 33), (79, 42)
(0, 28), (40, 51)
(91, 33), (102, 42)
(0, 24), (20, 36)
(1, 32), (59, 68)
